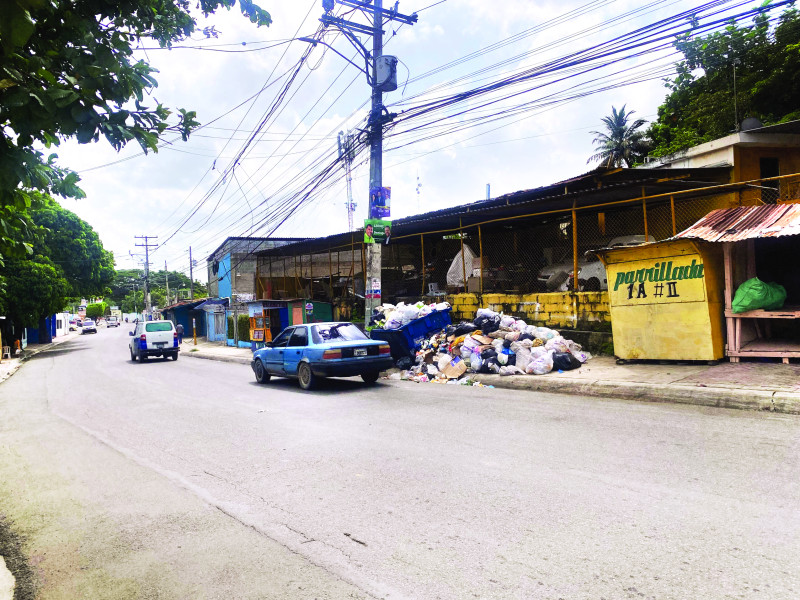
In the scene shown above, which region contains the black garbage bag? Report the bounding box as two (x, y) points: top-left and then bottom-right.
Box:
(552, 351), (581, 371)
(453, 321), (478, 337)
(473, 315), (500, 335)
(396, 356), (413, 370)
(445, 324), (457, 336)
(480, 348), (497, 360)
(519, 333), (534, 341)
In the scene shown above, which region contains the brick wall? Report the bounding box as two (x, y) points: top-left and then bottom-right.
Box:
(448, 291), (611, 330)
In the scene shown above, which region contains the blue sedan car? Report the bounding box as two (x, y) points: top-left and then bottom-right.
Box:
(251, 322), (393, 390)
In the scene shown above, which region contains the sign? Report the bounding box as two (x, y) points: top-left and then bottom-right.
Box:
(251, 329), (265, 341)
(369, 186), (391, 219)
(305, 302), (314, 316)
(236, 293), (255, 303)
(366, 277), (382, 299)
(364, 219), (392, 244)
(608, 256), (706, 306)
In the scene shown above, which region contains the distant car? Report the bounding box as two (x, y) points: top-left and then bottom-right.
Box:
(251, 322), (393, 390)
(106, 316), (120, 328)
(81, 319), (97, 334)
(69, 319), (78, 331)
(129, 319), (179, 361)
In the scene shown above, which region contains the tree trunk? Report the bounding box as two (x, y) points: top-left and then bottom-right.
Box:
(38, 317), (53, 344)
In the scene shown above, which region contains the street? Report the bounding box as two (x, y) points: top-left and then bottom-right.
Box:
(1, 327), (800, 599)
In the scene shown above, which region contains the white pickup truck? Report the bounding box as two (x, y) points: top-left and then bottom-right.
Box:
(537, 235), (655, 292)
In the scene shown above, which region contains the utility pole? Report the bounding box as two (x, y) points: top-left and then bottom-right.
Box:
(189, 246), (194, 300)
(316, 0), (416, 326)
(135, 235), (158, 317)
(165, 260), (170, 305)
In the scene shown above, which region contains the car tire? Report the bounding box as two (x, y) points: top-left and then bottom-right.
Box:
(171, 352), (179, 361)
(130, 348), (136, 362)
(140, 353), (148, 362)
(585, 277), (601, 291)
(361, 371), (380, 384)
(254, 359), (271, 383)
(297, 362), (316, 390)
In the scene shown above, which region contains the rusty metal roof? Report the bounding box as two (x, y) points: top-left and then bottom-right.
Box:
(673, 204), (800, 242)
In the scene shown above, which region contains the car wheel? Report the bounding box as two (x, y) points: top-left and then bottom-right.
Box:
(254, 359), (271, 383)
(171, 352), (179, 361)
(130, 348), (136, 362)
(361, 371), (380, 384)
(585, 277), (601, 291)
(140, 353), (148, 362)
(297, 362), (316, 390)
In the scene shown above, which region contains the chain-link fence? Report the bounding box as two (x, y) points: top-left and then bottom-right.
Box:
(256, 174), (800, 304)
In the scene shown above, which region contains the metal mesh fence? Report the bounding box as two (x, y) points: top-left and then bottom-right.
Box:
(257, 175), (800, 303)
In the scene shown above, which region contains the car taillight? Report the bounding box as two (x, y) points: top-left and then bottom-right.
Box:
(379, 344), (391, 355)
(323, 349), (342, 360)
(140, 334), (146, 341)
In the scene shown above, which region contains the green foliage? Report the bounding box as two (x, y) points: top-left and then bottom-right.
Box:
(227, 315), (235, 339)
(0, 0), (271, 263)
(2, 258), (70, 327)
(649, 7), (800, 157)
(121, 290), (144, 314)
(238, 314), (251, 342)
(85, 302), (109, 320)
(587, 105), (648, 168)
(107, 268), (207, 307)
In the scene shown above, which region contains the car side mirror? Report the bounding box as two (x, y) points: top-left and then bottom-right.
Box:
(128, 331), (134, 336)
(265, 342), (273, 348)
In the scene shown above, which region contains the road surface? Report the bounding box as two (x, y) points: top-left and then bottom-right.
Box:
(1, 326), (799, 599)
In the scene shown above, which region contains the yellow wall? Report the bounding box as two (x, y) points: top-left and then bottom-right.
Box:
(448, 291), (611, 329)
(737, 146), (800, 182)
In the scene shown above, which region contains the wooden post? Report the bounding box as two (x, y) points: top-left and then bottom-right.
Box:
(256, 257), (261, 300)
(309, 253), (313, 298)
(459, 218), (467, 293)
(420, 234), (426, 296)
(478, 225), (483, 295)
(283, 258), (287, 296)
(670, 195), (677, 236)
(361, 243), (366, 296)
(268, 257), (273, 299)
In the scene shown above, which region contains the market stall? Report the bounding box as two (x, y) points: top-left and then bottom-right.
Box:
(673, 204), (800, 363)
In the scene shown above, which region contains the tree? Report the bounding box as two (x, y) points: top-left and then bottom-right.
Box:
(2, 258), (70, 328)
(31, 197), (115, 298)
(107, 268), (207, 307)
(85, 302), (109, 320)
(587, 105), (648, 168)
(648, 7), (800, 157)
(0, 0), (271, 263)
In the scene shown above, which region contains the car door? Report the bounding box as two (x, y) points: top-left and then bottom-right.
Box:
(283, 326), (309, 376)
(264, 327), (293, 374)
(130, 322), (140, 355)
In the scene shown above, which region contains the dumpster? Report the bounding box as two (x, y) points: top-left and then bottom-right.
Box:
(371, 308), (452, 362)
(595, 239), (724, 361)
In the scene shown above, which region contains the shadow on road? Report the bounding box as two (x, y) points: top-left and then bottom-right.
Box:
(28, 342), (89, 359)
(247, 376), (384, 396)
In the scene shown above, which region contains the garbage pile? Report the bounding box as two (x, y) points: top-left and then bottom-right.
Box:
(398, 307), (592, 383)
(370, 300), (451, 329)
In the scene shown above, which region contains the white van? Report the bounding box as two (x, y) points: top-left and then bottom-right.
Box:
(129, 320), (179, 361)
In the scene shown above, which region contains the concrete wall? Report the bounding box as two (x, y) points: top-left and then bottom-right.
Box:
(448, 291), (611, 330)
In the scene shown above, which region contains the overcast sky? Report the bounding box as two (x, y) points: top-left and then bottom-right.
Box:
(52, 0), (763, 282)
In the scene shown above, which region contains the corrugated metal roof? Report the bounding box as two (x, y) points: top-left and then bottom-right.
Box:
(673, 204), (800, 242)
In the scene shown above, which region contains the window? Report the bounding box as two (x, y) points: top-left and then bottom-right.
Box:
(760, 157), (780, 202)
(272, 328), (293, 348)
(312, 323), (368, 343)
(145, 322), (173, 332)
(288, 327), (309, 347)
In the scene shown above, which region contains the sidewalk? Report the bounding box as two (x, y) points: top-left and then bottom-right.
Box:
(181, 338), (800, 414)
(0, 330), (79, 385)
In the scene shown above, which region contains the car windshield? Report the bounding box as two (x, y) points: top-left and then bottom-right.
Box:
(145, 322), (173, 332)
(312, 323), (368, 343)
(83, 321), (94, 326)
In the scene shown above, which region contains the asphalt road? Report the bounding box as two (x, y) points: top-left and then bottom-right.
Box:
(2, 326), (800, 599)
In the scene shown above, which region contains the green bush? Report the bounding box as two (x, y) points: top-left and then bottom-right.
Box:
(238, 314), (251, 343)
(85, 302), (108, 319)
(227, 316), (234, 339)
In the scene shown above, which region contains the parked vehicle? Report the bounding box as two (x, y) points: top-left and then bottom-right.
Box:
(251, 322), (393, 390)
(106, 316), (120, 328)
(537, 235), (656, 292)
(129, 320), (179, 361)
(81, 319), (97, 334)
(69, 319), (78, 331)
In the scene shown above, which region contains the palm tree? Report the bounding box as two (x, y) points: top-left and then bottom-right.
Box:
(588, 105), (648, 168)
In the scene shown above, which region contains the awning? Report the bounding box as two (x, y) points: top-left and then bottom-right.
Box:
(195, 298), (229, 312)
(673, 204), (800, 242)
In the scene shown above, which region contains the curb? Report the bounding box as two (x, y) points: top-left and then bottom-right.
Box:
(182, 350), (252, 365)
(466, 374), (800, 415)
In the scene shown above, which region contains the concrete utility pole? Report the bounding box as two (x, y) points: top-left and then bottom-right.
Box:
(135, 235), (158, 317)
(317, 0), (416, 326)
(189, 246), (194, 300)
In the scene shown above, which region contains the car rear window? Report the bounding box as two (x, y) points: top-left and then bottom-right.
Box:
(145, 322), (173, 332)
(312, 323), (367, 343)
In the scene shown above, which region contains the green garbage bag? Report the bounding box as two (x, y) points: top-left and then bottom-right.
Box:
(731, 277), (787, 313)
